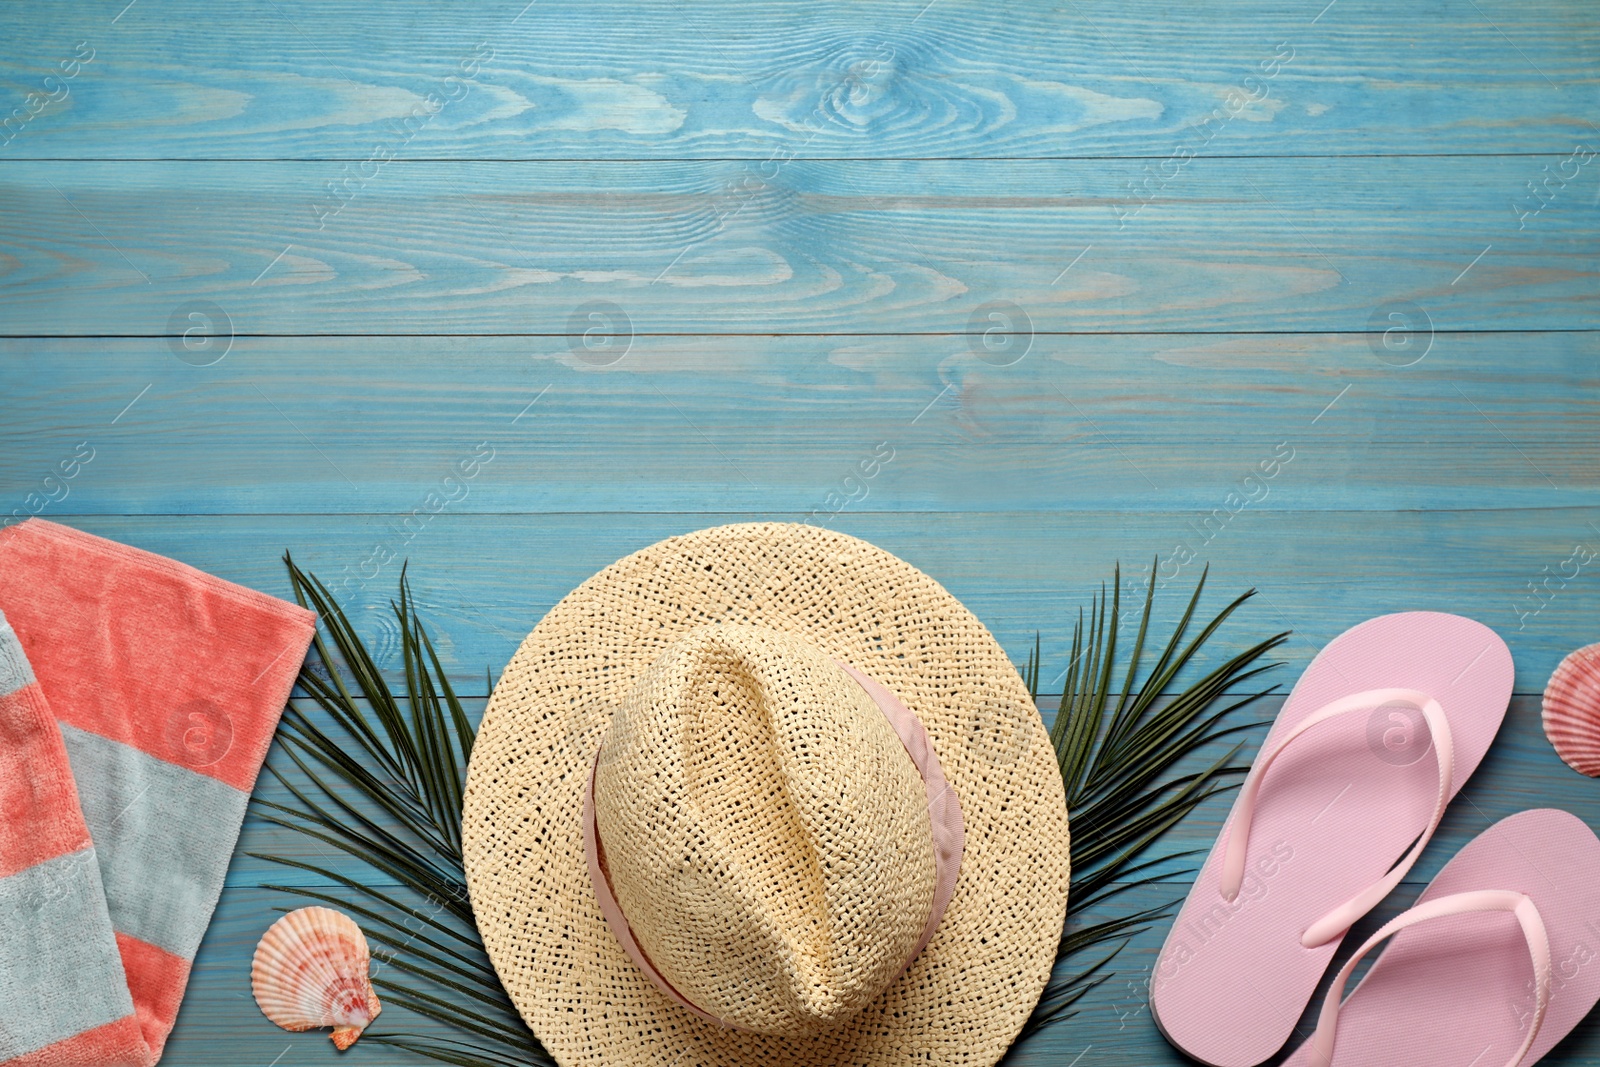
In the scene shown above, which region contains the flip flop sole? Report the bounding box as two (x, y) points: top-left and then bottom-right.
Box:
(1282, 808), (1600, 1066)
(1150, 612), (1513, 1067)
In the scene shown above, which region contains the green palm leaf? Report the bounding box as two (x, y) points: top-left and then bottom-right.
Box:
(255, 556), (1283, 1064)
(1017, 559), (1288, 1043)
(250, 557), (555, 1067)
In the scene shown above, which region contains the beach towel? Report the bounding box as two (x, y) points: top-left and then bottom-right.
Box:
(0, 519), (315, 1065)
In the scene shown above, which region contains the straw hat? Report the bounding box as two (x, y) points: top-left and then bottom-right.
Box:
(461, 523), (1071, 1067)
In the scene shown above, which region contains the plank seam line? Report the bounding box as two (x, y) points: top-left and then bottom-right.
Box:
(2, 153), (1591, 162)
(4, 329), (1597, 341)
(23, 509), (1597, 521)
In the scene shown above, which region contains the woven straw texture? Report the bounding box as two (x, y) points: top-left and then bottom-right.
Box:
(596, 624), (939, 1035)
(461, 523), (1071, 1067)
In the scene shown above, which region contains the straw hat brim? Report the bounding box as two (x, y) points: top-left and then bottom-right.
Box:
(462, 523), (1072, 1067)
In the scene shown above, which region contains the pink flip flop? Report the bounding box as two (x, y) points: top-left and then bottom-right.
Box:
(1149, 612), (1513, 1067)
(1283, 808), (1600, 1067)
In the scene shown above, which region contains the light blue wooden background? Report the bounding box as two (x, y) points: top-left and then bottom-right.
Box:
(2, 0), (1598, 1063)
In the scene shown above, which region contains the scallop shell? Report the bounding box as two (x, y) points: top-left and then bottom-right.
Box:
(1543, 642), (1600, 776)
(252, 906), (382, 1049)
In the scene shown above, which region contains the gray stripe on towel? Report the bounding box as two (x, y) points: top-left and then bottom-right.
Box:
(0, 848), (134, 1061)
(60, 723), (249, 961)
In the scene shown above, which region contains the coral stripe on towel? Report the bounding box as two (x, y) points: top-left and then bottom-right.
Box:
(3, 1018), (150, 1067)
(0, 684), (91, 879)
(115, 935), (190, 1063)
(0, 520), (310, 793)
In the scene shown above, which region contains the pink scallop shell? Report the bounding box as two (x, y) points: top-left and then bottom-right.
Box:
(251, 906), (382, 1049)
(1543, 642), (1600, 776)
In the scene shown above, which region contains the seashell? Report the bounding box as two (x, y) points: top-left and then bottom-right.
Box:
(252, 906), (382, 1049)
(1543, 642), (1600, 776)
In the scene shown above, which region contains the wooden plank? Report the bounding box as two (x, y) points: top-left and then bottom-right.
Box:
(176, 852), (1600, 1066)
(1, 157), (1594, 335)
(11, 512), (1593, 697)
(2, 333), (1597, 516)
(3, 0), (1596, 160)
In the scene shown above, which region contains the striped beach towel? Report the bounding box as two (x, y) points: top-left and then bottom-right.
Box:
(0, 519), (315, 1066)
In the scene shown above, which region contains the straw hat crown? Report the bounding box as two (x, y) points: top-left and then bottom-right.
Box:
(593, 624), (937, 1037)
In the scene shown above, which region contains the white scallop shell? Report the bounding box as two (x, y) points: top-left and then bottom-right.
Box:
(252, 906), (382, 1049)
(1543, 642), (1600, 776)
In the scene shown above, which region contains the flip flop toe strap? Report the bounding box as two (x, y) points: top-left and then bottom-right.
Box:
(1308, 889), (1552, 1067)
(1219, 688), (1455, 947)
